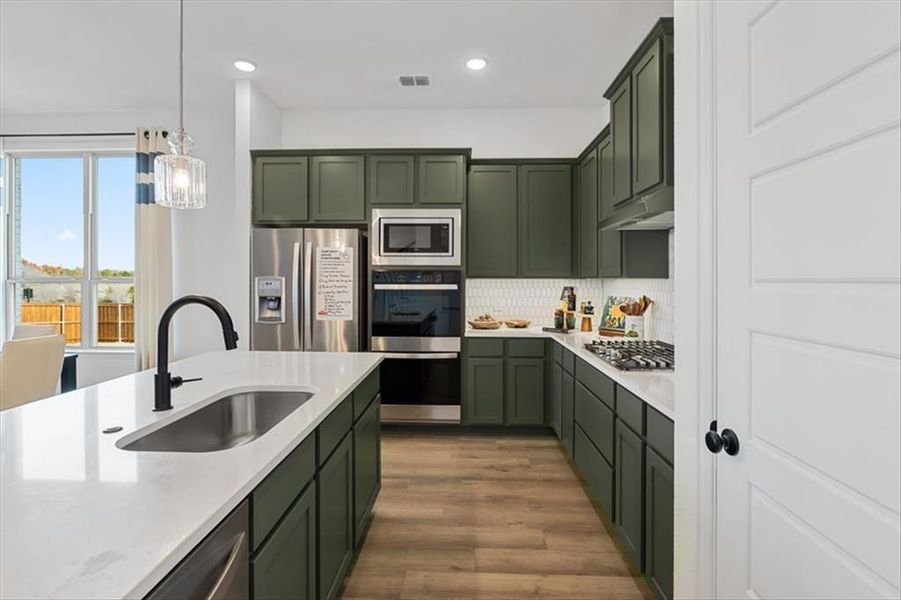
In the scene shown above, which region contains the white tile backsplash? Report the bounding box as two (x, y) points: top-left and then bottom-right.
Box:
(465, 230), (675, 342)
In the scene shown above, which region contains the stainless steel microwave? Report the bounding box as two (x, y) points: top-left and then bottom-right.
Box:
(370, 208), (462, 266)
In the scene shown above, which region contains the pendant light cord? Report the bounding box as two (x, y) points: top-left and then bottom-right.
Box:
(178, 0), (184, 134)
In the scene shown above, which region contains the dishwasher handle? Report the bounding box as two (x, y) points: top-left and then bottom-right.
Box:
(205, 532), (247, 600)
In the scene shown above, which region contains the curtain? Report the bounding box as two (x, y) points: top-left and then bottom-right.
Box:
(134, 128), (173, 370)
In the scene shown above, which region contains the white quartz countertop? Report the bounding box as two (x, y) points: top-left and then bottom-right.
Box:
(0, 350), (383, 600)
(466, 326), (674, 419)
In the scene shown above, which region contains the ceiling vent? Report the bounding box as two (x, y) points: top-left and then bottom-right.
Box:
(399, 75), (430, 87)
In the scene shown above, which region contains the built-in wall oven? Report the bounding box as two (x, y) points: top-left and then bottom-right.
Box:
(370, 208), (462, 267)
(371, 270), (461, 423)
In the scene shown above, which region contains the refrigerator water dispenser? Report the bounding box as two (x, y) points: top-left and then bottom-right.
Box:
(255, 277), (285, 323)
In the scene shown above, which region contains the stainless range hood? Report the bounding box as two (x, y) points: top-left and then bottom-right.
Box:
(599, 186), (674, 231)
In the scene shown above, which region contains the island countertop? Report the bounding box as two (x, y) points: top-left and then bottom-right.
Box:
(0, 350), (383, 600)
(465, 326), (674, 419)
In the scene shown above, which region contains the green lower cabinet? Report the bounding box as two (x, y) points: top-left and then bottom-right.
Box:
(463, 358), (505, 425)
(574, 425), (615, 519)
(645, 447), (674, 600)
(615, 420), (645, 570)
(317, 434), (354, 600)
(252, 481), (317, 600)
(561, 370), (575, 456)
(504, 358), (544, 425)
(549, 361), (563, 437)
(353, 397), (381, 547)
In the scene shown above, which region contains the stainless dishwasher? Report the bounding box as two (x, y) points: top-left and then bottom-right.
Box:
(145, 500), (249, 600)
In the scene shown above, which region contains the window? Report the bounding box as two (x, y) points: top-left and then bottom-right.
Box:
(4, 153), (135, 347)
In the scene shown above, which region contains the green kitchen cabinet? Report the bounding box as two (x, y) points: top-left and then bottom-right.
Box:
(368, 155), (414, 205)
(251, 481), (317, 600)
(645, 447), (674, 600)
(518, 164), (572, 277)
(561, 370), (575, 457)
(418, 155), (465, 204)
(631, 40), (664, 196)
(615, 419), (645, 570)
(574, 424), (615, 520)
(464, 357), (505, 425)
(610, 78), (633, 206)
(317, 434), (354, 600)
(549, 360), (563, 437)
(253, 156), (309, 224)
(578, 149), (599, 278)
(310, 155), (366, 222)
(353, 396), (381, 547)
(597, 135), (623, 278)
(468, 165), (518, 277)
(504, 358), (544, 425)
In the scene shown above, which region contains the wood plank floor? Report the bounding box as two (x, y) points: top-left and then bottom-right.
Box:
(341, 432), (653, 600)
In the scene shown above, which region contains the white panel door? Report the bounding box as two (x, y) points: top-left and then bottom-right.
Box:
(714, 2), (901, 598)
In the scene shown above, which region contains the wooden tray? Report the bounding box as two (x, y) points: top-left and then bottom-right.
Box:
(468, 320), (503, 330)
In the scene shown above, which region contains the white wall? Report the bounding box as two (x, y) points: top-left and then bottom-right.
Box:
(280, 107), (608, 157)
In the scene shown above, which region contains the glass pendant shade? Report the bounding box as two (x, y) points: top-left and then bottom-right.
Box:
(154, 130), (206, 209)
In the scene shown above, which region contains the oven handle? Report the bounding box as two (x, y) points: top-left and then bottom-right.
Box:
(383, 352), (459, 360)
(373, 284), (458, 291)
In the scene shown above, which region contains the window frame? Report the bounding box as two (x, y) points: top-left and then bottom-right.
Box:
(3, 150), (135, 349)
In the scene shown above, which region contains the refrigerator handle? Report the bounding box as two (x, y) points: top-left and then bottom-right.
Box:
(303, 241), (313, 350)
(291, 242), (301, 350)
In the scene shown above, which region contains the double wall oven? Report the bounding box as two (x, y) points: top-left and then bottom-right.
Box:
(370, 209), (463, 423)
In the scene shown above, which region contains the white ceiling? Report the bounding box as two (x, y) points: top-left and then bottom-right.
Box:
(0, 0), (672, 114)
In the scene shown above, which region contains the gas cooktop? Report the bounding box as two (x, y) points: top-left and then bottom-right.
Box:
(584, 339), (675, 371)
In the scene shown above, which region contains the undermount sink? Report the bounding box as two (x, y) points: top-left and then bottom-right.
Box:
(118, 390), (314, 453)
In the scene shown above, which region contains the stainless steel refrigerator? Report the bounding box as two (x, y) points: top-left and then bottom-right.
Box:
(251, 228), (366, 351)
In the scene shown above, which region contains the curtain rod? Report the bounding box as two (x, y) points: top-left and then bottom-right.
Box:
(0, 131), (167, 139)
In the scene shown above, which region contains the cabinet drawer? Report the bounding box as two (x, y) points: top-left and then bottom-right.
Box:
(576, 359), (615, 410)
(318, 395), (353, 466)
(562, 349), (575, 374)
(553, 343), (563, 365)
(252, 435), (316, 551)
(574, 382), (615, 464)
(506, 339), (545, 358)
(646, 406), (674, 465)
(467, 338), (504, 357)
(574, 425), (614, 519)
(616, 386), (645, 435)
(353, 369), (380, 422)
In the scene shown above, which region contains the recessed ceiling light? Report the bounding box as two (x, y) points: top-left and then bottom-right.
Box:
(466, 57), (488, 71)
(234, 60), (257, 73)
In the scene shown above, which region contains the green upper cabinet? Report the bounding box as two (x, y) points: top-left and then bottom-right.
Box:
(610, 78), (633, 206)
(597, 135), (623, 278)
(467, 165), (518, 277)
(504, 357), (544, 426)
(578, 149), (599, 278)
(310, 155), (366, 222)
(632, 40), (664, 196)
(518, 164), (572, 277)
(418, 155), (465, 204)
(253, 156), (309, 224)
(368, 155), (414, 205)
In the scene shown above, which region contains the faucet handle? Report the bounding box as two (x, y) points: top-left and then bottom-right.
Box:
(170, 375), (202, 389)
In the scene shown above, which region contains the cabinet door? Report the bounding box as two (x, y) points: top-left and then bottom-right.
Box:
(463, 358), (504, 425)
(549, 361), (563, 437)
(615, 420), (645, 570)
(504, 358), (544, 425)
(597, 136), (623, 277)
(518, 164), (572, 277)
(418, 155), (465, 204)
(252, 483), (316, 600)
(561, 370), (575, 457)
(353, 397), (381, 548)
(610, 78), (633, 206)
(310, 156), (365, 221)
(631, 40), (663, 196)
(578, 149), (599, 277)
(317, 434), (354, 600)
(468, 165), (518, 277)
(253, 156), (309, 223)
(368, 155), (414, 205)
(645, 447), (674, 600)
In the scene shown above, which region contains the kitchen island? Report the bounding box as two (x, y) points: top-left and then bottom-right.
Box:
(0, 350), (383, 600)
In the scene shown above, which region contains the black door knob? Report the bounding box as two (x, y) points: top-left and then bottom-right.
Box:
(705, 421), (740, 456)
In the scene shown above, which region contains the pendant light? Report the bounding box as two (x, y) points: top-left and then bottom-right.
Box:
(154, 0), (206, 209)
